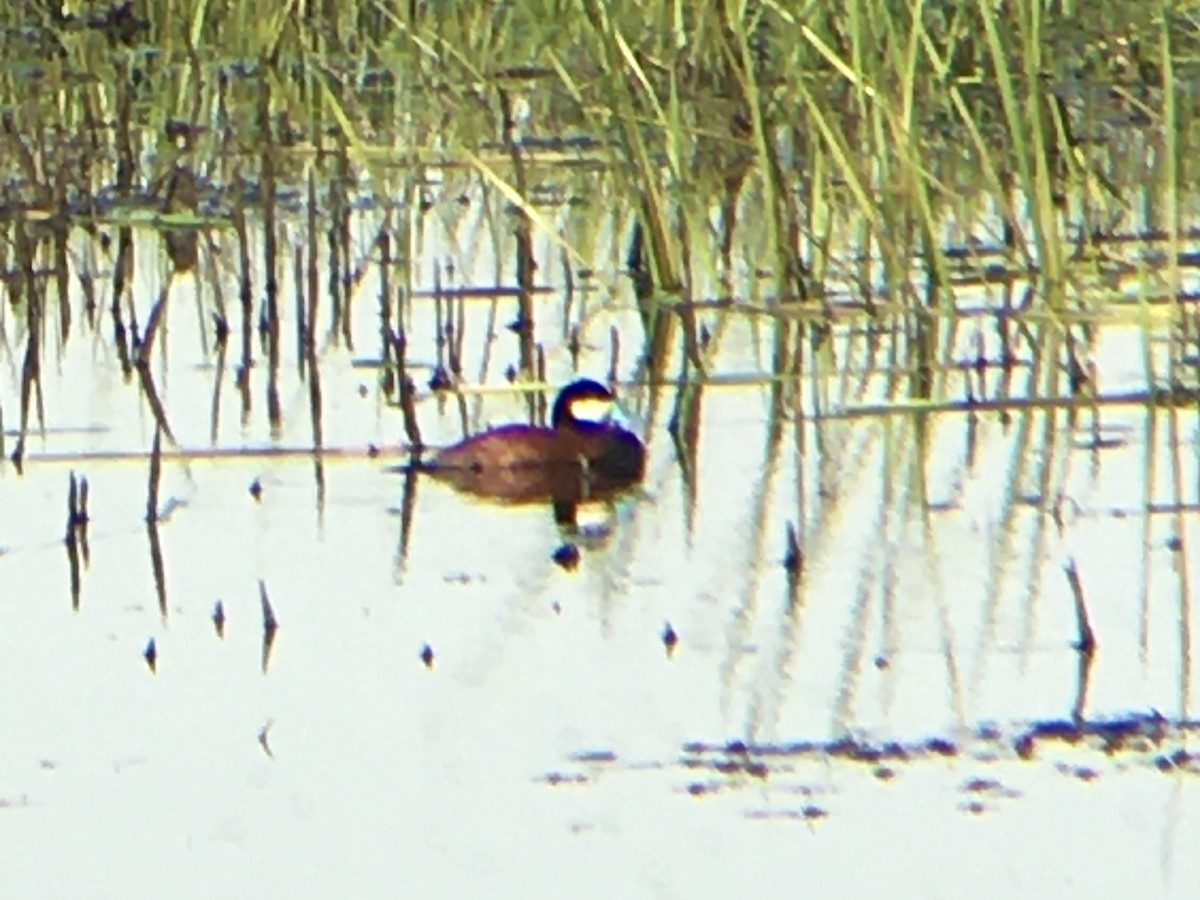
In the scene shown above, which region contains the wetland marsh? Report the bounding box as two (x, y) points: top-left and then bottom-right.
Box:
(1, 2), (1200, 897)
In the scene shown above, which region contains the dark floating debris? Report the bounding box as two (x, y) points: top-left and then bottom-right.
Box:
(504, 364), (517, 383)
(143, 638), (157, 673)
(249, 478), (263, 502)
(64, 472), (84, 611)
(260, 580), (278, 633)
(78, 476), (90, 524)
(259, 580), (279, 673)
(420, 643), (435, 669)
(961, 776), (1020, 800)
(662, 622), (679, 657)
(1063, 558), (1096, 656)
(552, 543), (580, 571)
(1154, 750), (1194, 773)
(671, 710), (1200, 797)
(567, 749), (617, 764)
(67, 472), (79, 526)
(1014, 710), (1178, 759)
(925, 738), (958, 757)
(258, 720), (275, 759)
(212, 600), (226, 638)
(64, 528), (81, 612)
(783, 522), (802, 574)
(711, 754), (768, 779)
(541, 771), (588, 787)
(77, 476), (91, 567)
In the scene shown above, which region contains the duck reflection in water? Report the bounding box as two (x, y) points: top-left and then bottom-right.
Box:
(425, 378), (645, 506)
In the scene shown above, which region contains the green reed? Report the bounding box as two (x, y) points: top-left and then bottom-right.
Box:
(0, 0), (1194, 433)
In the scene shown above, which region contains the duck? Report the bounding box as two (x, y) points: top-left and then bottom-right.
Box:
(425, 378), (645, 502)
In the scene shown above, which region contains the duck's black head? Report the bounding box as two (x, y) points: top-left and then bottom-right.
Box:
(550, 378), (617, 430)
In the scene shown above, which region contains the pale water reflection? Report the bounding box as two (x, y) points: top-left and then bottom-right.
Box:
(0, 236), (1199, 898)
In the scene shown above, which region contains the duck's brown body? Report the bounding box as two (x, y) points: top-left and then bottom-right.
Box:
(426, 380), (645, 503)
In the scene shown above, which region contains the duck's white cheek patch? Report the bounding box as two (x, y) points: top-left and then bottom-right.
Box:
(570, 397), (613, 424)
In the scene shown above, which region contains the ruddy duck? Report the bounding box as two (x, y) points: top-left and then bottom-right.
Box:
(426, 378), (645, 502)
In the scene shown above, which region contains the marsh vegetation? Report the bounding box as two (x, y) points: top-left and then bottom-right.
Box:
(1, 1), (1199, 894)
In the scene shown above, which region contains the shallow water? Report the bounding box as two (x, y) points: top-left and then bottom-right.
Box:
(1, 226), (1199, 898)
